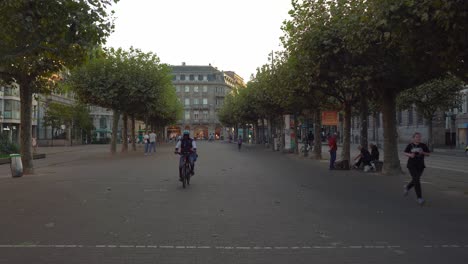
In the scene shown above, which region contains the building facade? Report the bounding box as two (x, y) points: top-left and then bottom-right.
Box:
(169, 63), (232, 140)
(0, 84), (38, 144)
(455, 88), (468, 147)
(350, 101), (468, 149)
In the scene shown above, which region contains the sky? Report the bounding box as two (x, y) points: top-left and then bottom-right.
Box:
(106, 0), (293, 81)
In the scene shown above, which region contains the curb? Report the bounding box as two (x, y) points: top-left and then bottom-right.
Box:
(0, 154), (47, 165)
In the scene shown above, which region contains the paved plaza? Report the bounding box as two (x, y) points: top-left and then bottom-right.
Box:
(0, 142), (468, 263)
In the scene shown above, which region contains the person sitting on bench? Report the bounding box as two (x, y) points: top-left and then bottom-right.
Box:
(353, 145), (371, 169)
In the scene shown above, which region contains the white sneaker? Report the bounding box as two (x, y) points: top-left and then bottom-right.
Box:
(403, 185), (409, 197)
(417, 198), (425, 206)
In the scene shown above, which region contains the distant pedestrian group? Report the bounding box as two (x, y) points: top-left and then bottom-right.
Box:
(144, 131), (157, 155)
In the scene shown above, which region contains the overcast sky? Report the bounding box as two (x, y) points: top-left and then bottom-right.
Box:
(106, 0), (292, 81)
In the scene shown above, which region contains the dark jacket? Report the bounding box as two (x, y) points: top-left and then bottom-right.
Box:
(370, 146), (379, 161)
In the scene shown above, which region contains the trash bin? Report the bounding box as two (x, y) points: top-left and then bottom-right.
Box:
(10, 154), (23, 178)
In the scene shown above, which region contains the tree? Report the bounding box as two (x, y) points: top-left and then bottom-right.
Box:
(398, 75), (464, 151)
(43, 102), (72, 144)
(68, 48), (179, 153)
(0, 0), (117, 173)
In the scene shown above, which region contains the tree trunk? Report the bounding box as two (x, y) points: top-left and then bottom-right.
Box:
(313, 110), (322, 160)
(360, 96), (369, 149)
(19, 80), (34, 174)
(372, 112), (377, 142)
(293, 114), (299, 154)
(381, 88), (402, 175)
(68, 123), (72, 146)
(243, 124), (247, 142)
(261, 118), (266, 145)
(121, 113), (128, 153)
(131, 115), (137, 151)
(255, 123), (260, 144)
(268, 117), (273, 149)
(427, 117), (434, 152)
(342, 102), (352, 164)
(111, 110), (120, 154)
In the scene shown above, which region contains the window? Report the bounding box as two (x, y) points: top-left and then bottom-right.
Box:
(194, 110), (199, 119)
(198, 75), (203, 81)
(194, 86), (199, 92)
(203, 98), (208, 105)
(397, 111), (402, 125)
(172, 75), (176, 81)
(203, 110), (209, 119)
(208, 74), (215, 81)
(203, 86), (208, 93)
(193, 98), (199, 105)
(189, 74), (195, 81)
(185, 110), (190, 120)
(4, 99), (20, 119)
(176, 86), (180, 92)
(184, 98), (190, 106)
(375, 114), (380, 128)
(408, 108), (413, 125)
(180, 74), (186, 81)
(33, 105), (37, 119)
(100, 117), (107, 129)
(416, 110), (423, 125)
(216, 98), (223, 106)
(185, 86), (190, 92)
(462, 94), (467, 113)
(4, 86), (19, 97)
(216, 87), (224, 93)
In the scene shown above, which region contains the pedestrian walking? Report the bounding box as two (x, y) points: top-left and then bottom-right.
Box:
(149, 130), (157, 154)
(143, 131), (150, 155)
(403, 132), (430, 206)
(238, 136), (243, 151)
(328, 134), (337, 169)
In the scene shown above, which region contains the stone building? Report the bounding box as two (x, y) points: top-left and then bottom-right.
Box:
(350, 102), (466, 148)
(0, 84), (38, 144)
(168, 63), (233, 140)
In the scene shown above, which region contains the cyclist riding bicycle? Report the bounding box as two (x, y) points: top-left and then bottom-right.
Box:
(175, 130), (197, 181)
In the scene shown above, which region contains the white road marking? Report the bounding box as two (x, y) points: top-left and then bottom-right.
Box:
(0, 244), (466, 251)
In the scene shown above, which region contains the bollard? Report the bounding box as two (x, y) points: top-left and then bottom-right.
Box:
(10, 154), (23, 178)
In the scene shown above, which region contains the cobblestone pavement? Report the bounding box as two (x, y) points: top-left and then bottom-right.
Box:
(0, 142), (468, 263)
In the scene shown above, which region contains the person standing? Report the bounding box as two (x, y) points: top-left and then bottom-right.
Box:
(143, 131), (150, 155)
(238, 136), (243, 151)
(149, 130), (157, 154)
(328, 134), (337, 169)
(403, 132), (430, 205)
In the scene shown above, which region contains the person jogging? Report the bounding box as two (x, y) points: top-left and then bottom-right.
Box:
(403, 132), (430, 206)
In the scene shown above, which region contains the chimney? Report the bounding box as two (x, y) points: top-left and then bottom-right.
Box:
(182, 62), (186, 66)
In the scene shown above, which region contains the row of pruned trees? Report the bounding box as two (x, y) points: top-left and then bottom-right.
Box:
(67, 47), (182, 154)
(0, 0), (181, 174)
(219, 0), (467, 175)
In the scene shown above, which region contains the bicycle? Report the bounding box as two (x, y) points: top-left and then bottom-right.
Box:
(176, 152), (192, 188)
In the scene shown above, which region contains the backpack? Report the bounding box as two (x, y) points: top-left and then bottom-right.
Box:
(181, 138), (193, 152)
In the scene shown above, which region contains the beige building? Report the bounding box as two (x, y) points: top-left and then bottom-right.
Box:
(168, 63), (237, 140)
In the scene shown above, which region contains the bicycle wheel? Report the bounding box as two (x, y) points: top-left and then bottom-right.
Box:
(182, 165), (187, 188)
(186, 164), (191, 186)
